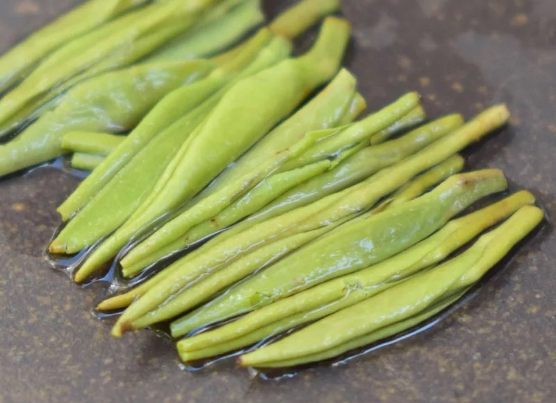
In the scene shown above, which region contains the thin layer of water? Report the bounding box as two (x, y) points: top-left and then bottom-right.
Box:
(38, 154), (550, 379)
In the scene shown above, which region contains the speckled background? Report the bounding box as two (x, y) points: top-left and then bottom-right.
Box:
(1, 0), (555, 402)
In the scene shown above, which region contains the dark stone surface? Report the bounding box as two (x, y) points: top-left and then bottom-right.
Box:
(0, 0), (555, 402)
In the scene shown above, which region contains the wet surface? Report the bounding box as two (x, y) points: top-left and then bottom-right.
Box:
(1, 0), (555, 402)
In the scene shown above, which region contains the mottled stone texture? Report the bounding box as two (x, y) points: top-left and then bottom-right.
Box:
(0, 0), (555, 402)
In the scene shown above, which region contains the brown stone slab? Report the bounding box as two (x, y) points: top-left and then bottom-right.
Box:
(0, 1), (554, 402)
